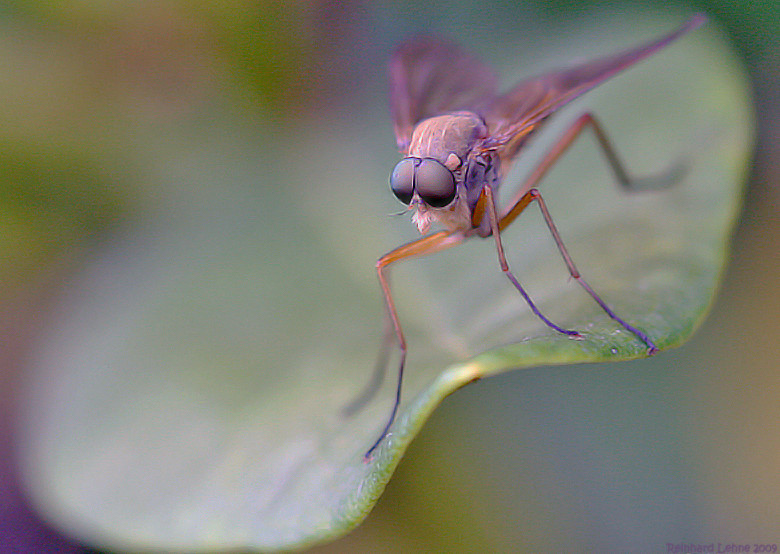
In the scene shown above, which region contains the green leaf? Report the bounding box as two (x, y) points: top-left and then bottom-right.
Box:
(0, 139), (129, 296)
(17, 15), (752, 552)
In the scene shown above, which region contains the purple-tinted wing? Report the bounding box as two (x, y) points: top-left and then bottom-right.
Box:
(389, 37), (498, 154)
(483, 14), (707, 159)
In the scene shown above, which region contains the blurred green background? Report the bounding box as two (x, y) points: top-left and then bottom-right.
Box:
(0, 1), (776, 552)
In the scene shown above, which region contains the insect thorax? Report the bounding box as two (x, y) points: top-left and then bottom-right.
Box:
(407, 112), (487, 163)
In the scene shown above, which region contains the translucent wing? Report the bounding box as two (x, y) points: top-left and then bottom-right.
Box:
(483, 14), (707, 159)
(389, 37), (498, 154)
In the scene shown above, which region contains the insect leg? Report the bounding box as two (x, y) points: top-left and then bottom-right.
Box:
(363, 230), (466, 460)
(563, 112), (685, 192)
(482, 184), (582, 338)
(503, 187), (658, 354)
(502, 112), (680, 231)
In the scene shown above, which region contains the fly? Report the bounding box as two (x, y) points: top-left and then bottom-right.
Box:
(349, 15), (707, 459)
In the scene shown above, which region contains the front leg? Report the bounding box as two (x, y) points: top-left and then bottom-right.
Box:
(481, 183), (582, 338)
(357, 230), (466, 460)
(497, 185), (658, 353)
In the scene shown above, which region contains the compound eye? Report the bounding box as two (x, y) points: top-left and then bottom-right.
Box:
(416, 158), (456, 207)
(389, 158), (416, 205)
